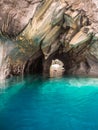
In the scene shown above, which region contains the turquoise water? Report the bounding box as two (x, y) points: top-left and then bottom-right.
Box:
(0, 75), (98, 130)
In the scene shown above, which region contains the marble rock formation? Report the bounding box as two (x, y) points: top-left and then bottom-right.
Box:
(0, 0), (98, 78)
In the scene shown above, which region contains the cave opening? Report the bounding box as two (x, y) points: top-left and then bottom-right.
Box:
(42, 48), (72, 77)
(23, 50), (44, 75)
(29, 55), (44, 74)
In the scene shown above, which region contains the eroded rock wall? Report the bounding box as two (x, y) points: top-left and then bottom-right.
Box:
(0, 0), (41, 37)
(0, 0), (98, 78)
(65, 0), (98, 33)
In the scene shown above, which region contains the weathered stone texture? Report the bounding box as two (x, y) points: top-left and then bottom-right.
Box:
(0, 0), (98, 78)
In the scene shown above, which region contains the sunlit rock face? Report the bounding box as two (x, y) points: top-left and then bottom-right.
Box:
(50, 59), (65, 77)
(0, 0), (98, 78)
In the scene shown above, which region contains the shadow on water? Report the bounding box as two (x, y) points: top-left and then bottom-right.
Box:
(0, 74), (46, 111)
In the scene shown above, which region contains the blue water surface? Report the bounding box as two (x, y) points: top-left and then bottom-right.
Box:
(0, 75), (98, 130)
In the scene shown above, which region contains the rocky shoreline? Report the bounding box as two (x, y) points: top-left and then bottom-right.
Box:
(0, 0), (98, 79)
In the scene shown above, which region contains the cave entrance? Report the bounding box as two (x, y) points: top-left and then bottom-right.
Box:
(23, 48), (71, 76)
(23, 50), (44, 75)
(43, 50), (70, 76)
(29, 56), (43, 74)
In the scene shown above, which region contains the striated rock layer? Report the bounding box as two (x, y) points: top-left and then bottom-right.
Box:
(0, 0), (98, 78)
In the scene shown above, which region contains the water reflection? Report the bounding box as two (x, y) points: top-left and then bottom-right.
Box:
(67, 76), (98, 88)
(0, 76), (25, 110)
